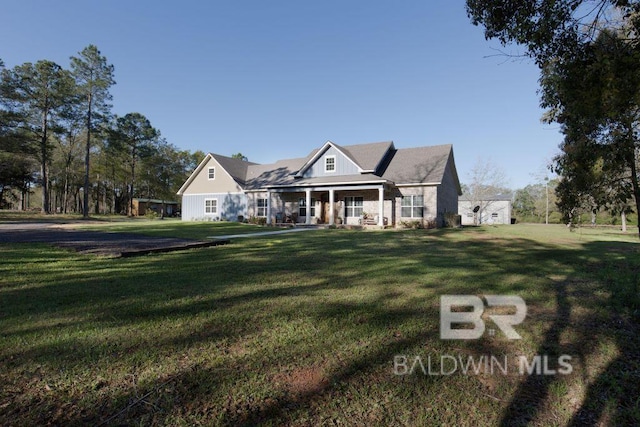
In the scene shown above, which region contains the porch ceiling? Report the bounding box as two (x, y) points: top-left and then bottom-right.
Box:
(265, 174), (392, 191)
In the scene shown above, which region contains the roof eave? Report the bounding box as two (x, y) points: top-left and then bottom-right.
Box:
(395, 182), (442, 187)
(245, 178), (393, 191)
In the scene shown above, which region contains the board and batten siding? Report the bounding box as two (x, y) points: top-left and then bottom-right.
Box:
(302, 146), (360, 178)
(181, 193), (247, 221)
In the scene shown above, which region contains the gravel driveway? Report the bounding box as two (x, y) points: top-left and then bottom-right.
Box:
(0, 222), (215, 256)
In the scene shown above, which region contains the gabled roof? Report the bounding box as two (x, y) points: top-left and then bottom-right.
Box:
(380, 144), (456, 185)
(176, 153), (257, 195)
(338, 141), (395, 172)
(178, 141), (461, 194)
(295, 141), (363, 177)
(294, 140), (396, 177)
(244, 157), (307, 190)
(211, 154), (256, 186)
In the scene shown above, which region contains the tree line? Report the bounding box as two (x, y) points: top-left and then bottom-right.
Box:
(0, 46), (204, 216)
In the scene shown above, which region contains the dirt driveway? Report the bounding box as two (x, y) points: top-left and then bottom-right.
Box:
(0, 222), (215, 256)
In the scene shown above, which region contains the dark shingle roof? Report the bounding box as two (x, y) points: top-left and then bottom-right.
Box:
(380, 144), (453, 184)
(328, 141), (362, 170)
(211, 154), (257, 185)
(243, 157), (307, 189)
(340, 141), (394, 172)
(186, 142), (457, 192)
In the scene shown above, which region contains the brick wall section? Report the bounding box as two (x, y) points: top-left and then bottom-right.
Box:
(436, 156), (461, 226)
(394, 186), (438, 228)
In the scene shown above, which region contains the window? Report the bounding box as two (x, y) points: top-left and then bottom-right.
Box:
(256, 198), (268, 217)
(299, 197), (316, 217)
(325, 155), (336, 173)
(401, 195), (424, 218)
(344, 196), (363, 218)
(205, 199), (217, 214)
(208, 167), (215, 180)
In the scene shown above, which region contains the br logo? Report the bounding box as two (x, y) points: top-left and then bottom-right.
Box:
(440, 295), (527, 340)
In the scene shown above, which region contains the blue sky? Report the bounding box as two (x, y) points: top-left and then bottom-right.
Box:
(1, 0), (560, 189)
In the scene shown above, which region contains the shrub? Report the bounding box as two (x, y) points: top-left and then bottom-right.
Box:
(248, 216), (267, 225)
(400, 220), (423, 229)
(444, 212), (461, 228)
(144, 210), (158, 219)
(425, 219), (438, 229)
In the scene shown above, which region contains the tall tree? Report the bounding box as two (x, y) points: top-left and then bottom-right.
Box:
(467, 1), (640, 236)
(0, 61), (31, 209)
(542, 30), (640, 234)
(513, 181), (559, 222)
(70, 45), (115, 218)
(139, 141), (197, 218)
(52, 119), (86, 213)
(0, 60), (75, 213)
(0, 136), (35, 209)
(109, 112), (160, 216)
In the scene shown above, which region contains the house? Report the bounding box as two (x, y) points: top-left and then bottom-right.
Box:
(177, 141), (462, 227)
(131, 198), (180, 217)
(458, 194), (513, 225)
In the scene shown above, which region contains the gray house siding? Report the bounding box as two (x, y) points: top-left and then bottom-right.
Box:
(302, 146), (360, 178)
(181, 192), (247, 221)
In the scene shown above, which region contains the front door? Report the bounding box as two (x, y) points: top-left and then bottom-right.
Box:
(321, 202), (330, 223)
(320, 194), (329, 224)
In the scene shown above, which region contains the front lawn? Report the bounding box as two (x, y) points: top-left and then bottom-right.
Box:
(0, 224), (638, 425)
(78, 218), (269, 239)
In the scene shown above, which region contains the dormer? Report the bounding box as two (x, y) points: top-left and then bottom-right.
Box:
(295, 141), (364, 179)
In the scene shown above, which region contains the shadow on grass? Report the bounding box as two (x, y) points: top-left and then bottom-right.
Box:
(0, 228), (638, 425)
(498, 240), (640, 426)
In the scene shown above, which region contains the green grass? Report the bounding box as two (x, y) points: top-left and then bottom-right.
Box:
(0, 210), (162, 224)
(78, 218), (269, 239)
(0, 210), (92, 222)
(0, 210), (269, 239)
(0, 224), (638, 426)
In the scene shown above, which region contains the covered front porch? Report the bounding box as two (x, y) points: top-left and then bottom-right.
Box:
(264, 182), (394, 227)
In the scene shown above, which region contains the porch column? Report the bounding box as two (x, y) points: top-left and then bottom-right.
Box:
(328, 188), (335, 225)
(378, 186), (384, 227)
(266, 191), (272, 225)
(305, 189), (311, 225)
